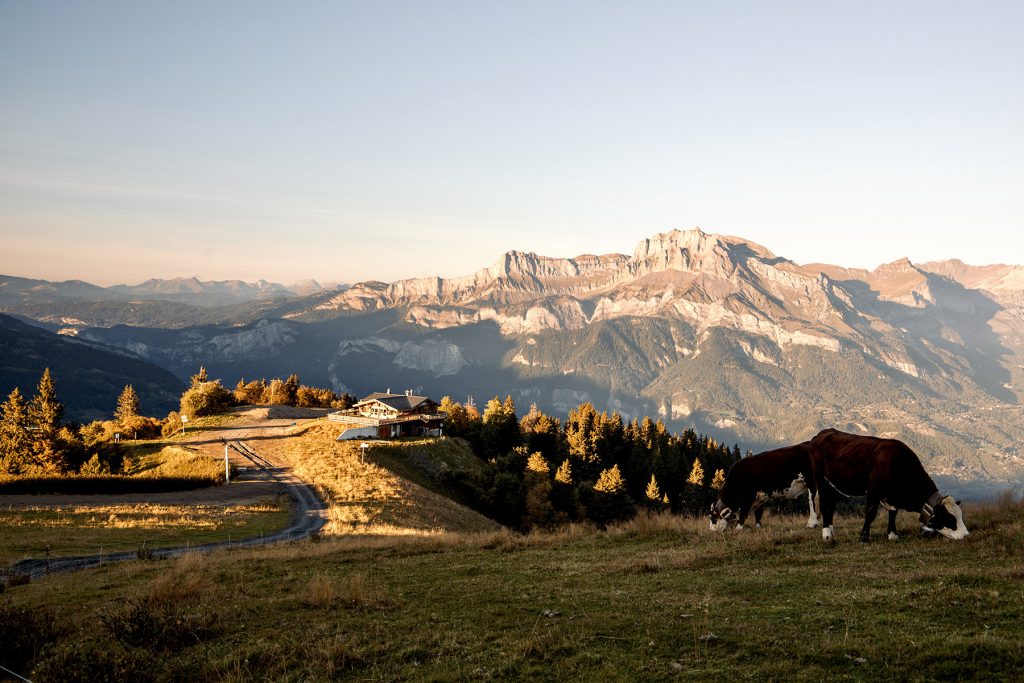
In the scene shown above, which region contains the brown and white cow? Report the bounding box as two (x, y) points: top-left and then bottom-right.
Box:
(709, 442), (817, 531)
(809, 429), (969, 542)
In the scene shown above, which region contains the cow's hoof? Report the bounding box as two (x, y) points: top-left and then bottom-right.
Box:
(755, 523), (762, 529)
(859, 534), (870, 543)
(807, 520), (819, 529)
(821, 527), (835, 543)
(887, 532), (899, 541)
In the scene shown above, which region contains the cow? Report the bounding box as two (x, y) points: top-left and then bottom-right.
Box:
(809, 428), (969, 543)
(709, 442), (818, 531)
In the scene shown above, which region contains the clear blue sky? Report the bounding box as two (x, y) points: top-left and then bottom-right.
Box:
(1, 1), (1022, 286)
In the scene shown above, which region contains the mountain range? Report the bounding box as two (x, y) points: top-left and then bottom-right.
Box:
(3, 229), (1023, 488)
(0, 314), (184, 422)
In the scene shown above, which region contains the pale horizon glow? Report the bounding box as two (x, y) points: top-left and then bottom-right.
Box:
(2, 2), (1023, 287)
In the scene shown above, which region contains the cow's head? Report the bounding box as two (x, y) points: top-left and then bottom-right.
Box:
(709, 500), (731, 531)
(921, 495), (968, 540)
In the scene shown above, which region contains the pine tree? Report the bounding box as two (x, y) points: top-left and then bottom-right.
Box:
(523, 451), (555, 529)
(29, 368), (68, 472)
(0, 388), (31, 475)
(189, 366), (209, 388)
(594, 464), (626, 494)
(482, 395), (520, 457)
(590, 464), (634, 526)
(554, 459), (573, 485)
(711, 468), (726, 490)
(686, 457), (706, 486)
(645, 473), (662, 502)
(284, 374), (301, 406)
(114, 385), (140, 426)
(526, 451), (549, 475)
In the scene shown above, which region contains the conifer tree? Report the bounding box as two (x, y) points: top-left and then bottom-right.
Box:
(284, 374), (301, 406)
(594, 464), (626, 494)
(0, 387), (31, 475)
(645, 473), (662, 503)
(554, 459), (573, 485)
(29, 368), (67, 472)
(589, 463), (634, 526)
(114, 385), (140, 426)
(551, 458), (580, 522)
(711, 468), (726, 490)
(523, 452), (555, 528)
(189, 366), (209, 388)
(481, 395), (520, 457)
(686, 457), (706, 486)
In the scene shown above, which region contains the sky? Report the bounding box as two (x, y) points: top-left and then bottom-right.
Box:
(1, 1), (1022, 286)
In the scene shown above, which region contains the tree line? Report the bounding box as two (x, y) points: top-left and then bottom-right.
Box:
(0, 367), (352, 477)
(435, 395), (742, 529)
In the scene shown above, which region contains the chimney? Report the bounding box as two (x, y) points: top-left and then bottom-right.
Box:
(406, 389), (413, 396)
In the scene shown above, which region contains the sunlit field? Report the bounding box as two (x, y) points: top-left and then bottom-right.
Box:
(3, 499), (1021, 681)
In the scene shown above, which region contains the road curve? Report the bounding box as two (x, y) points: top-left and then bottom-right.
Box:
(6, 439), (328, 580)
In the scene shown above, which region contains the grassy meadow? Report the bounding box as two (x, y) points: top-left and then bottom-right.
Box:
(270, 422), (501, 535)
(0, 498), (291, 565)
(2, 498), (1022, 682)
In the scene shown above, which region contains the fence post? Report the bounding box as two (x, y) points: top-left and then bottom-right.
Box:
(45, 544), (50, 575)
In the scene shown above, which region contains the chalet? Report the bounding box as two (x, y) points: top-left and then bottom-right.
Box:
(328, 390), (445, 440)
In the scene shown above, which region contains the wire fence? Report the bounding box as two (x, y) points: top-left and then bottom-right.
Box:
(1, 524), (321, 581)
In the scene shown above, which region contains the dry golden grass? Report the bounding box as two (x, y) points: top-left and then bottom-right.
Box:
(268, 422), (501, 536)
(123, 443), (222, 480)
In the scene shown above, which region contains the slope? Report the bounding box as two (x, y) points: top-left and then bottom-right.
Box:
(0, 314), (185, 422)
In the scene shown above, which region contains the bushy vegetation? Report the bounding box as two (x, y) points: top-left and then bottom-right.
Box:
(231, 372), (355, 410)
(427, 396), (741, 531)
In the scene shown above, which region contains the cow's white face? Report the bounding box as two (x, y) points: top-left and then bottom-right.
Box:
(709, 501), (730, 531)
(934, 497), (969, 540)
(783, 474), (808, 498)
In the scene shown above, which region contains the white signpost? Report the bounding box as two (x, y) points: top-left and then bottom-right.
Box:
(360, 442), (369, 463)
(224, 443), (231, 484)
(181, 415), (189, 435)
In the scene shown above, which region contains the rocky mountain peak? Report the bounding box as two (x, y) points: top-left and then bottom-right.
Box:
(629, 227), (776, 279)
(872, 257), (918, 276)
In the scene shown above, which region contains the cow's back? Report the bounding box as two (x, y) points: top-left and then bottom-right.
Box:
(810, 429), (933, 502)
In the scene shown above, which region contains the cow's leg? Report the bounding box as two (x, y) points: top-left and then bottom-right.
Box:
(806, 488), (819, 528)
(886, 509), (898, 540)
(860, 497), (879, 543)
(753, 503), (764, 528)
(818, 487), (837, 542)
(736, 501), (750, 530)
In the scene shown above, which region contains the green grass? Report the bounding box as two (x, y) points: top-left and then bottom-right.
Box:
(3, 499), (1022, 681)
(268, 423), (500, 535)
(0, 498), (292, 565)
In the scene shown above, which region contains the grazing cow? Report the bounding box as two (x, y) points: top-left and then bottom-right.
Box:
(709, 442), (818, 531)
(809, 429), (969, 542)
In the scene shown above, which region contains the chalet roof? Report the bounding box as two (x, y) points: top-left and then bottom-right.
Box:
(356, 392), (434, 412)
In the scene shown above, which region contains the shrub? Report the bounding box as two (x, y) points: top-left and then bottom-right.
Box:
(0, 600), (66, 676)
(32, 643), (155, 683)
(161, 411), (182, 438)
(99, 597), (218, 653)
(179, 381), (235, 418)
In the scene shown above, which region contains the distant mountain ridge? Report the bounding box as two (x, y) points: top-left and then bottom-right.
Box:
(0, 274), (346, 307)
(6, 228), (1024, 487)
(0, 313), (185, 422)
